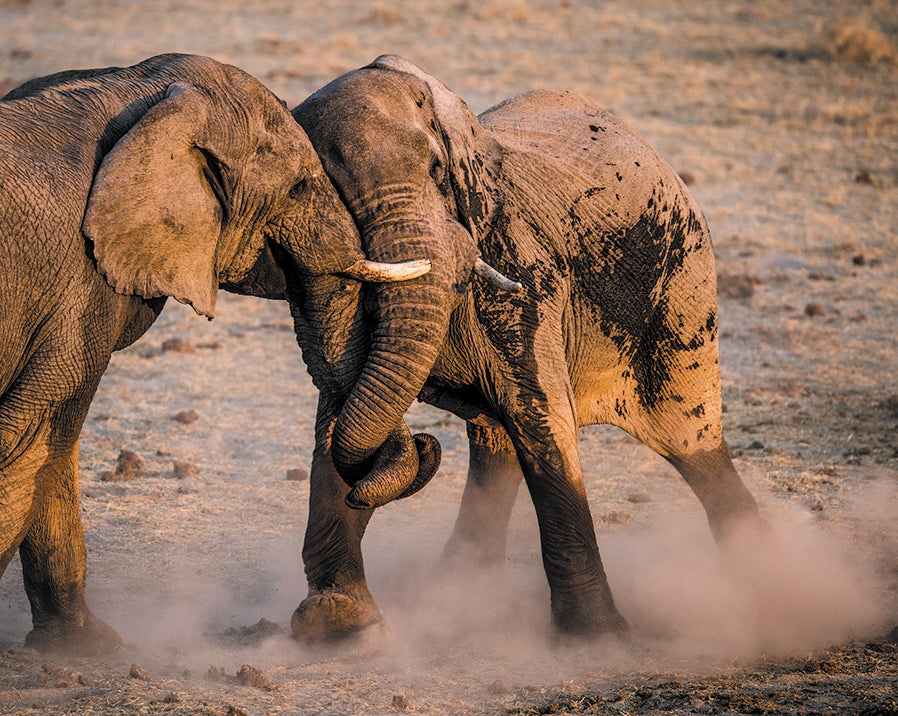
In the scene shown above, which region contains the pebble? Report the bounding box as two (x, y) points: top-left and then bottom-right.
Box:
(129, 663), (149, 681)
(101, 449), (144, 482)
(286, 467), (310, 482)
(172, 410), (200, 424)
(173, 461), (200, 479)
(804, 303), (825, 317)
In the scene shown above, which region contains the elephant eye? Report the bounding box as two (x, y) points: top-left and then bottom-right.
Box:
(429, 156), (445, 184)
(289, 176), (308, 200)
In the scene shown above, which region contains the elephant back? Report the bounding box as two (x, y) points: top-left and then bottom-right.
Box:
(479, 90), (682, 200)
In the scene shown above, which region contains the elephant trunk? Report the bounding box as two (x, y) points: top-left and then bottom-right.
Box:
(331, 275), (448, 484)
(330, 224), (472, 505)
(344, 428), (441, 509)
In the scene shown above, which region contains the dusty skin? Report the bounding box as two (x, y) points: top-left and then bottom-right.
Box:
(1, 1), (897, 714)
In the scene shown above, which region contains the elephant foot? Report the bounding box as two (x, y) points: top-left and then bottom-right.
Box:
(25, 611), (123, 656)
(551, 592), (630, 641)
(291, 590), (387, 645)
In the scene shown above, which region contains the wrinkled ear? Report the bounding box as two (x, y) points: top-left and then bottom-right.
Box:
(83, 83), (222, 318)
(371, 55), (502, 239)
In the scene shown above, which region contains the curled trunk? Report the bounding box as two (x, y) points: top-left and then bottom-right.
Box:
(329, 222), (478, 505)
(344, 428), (441, 509)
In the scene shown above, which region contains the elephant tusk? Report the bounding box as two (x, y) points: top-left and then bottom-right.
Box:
(473, 257), (522, 293)
(339, 258), (432, 282)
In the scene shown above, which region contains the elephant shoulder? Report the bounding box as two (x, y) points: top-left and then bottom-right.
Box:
(480, 90), (660, 169)
(479, 90), (612, 149)
(480, 90), (601, 124)
(481, 90), (684, 223)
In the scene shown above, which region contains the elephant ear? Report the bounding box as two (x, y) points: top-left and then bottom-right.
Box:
(83, 83), (223, 318)
(370, 55), (502, 239)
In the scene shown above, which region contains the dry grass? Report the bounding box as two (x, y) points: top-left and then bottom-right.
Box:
(829, 21), (896, 64)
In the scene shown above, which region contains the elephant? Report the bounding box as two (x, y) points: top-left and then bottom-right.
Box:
(288, 55), (764, 641)
(0, 53), (429, 655)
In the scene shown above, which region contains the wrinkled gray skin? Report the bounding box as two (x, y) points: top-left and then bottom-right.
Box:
(291, 55), (764, 642)
(0, 53), (398, 655)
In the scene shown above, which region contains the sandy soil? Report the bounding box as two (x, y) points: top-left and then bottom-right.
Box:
(1, 0), (897, 713)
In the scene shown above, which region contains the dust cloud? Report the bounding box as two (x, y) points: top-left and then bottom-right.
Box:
(125, 474), (891, 692)
(354, 482), (892, 687)
(1, 472), (892, 701)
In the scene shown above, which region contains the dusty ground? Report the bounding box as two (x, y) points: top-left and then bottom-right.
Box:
(1, 0), (897, 713)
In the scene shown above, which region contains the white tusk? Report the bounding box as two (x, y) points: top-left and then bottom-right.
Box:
(340, 258), (432, 282)
(473, 257), (522, 293)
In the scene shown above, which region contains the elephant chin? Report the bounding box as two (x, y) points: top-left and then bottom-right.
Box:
(341, 427), (442, 510)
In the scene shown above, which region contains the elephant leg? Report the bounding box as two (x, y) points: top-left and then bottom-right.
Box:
(292, 451), (383, 642)
(666, 444), (762, 545)
(0, 414), (49, 577)
(19, 440), (122, 655)
(501, 369), (628, 638)
(622, 357), (763, 545)
(444, 422), (523, 567)
(1, 386), (121, 655)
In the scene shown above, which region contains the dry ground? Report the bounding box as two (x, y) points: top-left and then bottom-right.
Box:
(1, 1), (897, 714)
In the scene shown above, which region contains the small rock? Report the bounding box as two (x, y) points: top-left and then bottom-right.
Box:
(717, 273), (756, 299)
(852, 253), (866, 266)
(226, 706), (248, 716)
(236, 664), (273, 690)
(391, 693), (410, 711)
(286, 467), (309, 482)
(129, 663), (149, 681)
(748, 440), (765, 450)
(219, 618), (281, 646)
(44, 665), (76, 688)
(172, 410), (199, 425)
(603, 511), (633, 525)
(173, 461), (200, 479)
(163, 692), (181, 703)
(807, 271), (834, 281)
(627, 491), (651, 504)
(161, 337), (195, 353)
(804, 303), (825, 317)
(207, 666), (229, 683)
(102, 449), (144, 482)
(854, 169), (874, 185)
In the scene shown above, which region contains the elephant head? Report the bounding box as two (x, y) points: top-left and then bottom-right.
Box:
(294, 55), (516, 507)
(78, 57), (426, 388)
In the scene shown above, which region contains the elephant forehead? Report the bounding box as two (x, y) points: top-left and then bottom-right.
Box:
(335, 67), (429, 115)
(301, 70), (434, 150)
